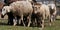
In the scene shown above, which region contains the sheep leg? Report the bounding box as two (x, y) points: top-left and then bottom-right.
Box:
(41, 19), (44, 29)
(27, 15), (31, 27)
(53, 15), (56, 21)
(13, 17), (17, 26)
(49, 15), (53, 26)
(53, 12), (56, 21)
(41, 14), (45, 29)
(21, 15), (25, 27)
(16, 16), (21, 25)
(47, 14), (51, 26)
(41, 15), (44, 29)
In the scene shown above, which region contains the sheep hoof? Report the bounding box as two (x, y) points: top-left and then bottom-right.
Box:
(13, 23), (16, 26)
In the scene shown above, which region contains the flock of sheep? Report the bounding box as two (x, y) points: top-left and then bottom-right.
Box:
(1, 0), (57, 29)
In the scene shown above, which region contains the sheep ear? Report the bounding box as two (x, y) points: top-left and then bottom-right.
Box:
(7, 6), (11, 12)
(7, 8), (10, 12)
(7, 9), (10, 12)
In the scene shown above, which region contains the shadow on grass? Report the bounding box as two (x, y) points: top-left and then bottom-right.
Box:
(0, 22), (13, 26)
(0, 19), (13, 26)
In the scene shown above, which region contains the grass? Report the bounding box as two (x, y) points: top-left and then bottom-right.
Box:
(0, 16), (60, 30)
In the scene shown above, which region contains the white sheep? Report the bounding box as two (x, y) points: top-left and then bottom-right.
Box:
(48, 3), (57, 22)
(1, 1), (33, 27)
(33, 4), (50, 29)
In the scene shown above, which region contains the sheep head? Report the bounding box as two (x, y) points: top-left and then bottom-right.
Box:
(1, 6), (11, 16)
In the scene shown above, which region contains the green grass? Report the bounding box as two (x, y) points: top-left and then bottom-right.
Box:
(44, 20), (60, 30)
(0, 16), (60, 30)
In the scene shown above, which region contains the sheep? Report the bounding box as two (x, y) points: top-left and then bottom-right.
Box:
(32, 3), (50, 29)
(1, 1), (33, 27)
(3, 0), (32, 25)
(47, 3), (57, 22)
(1, 0), (33, 26)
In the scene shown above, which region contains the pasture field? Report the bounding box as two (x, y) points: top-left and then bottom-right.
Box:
(0, 16), (60, 30)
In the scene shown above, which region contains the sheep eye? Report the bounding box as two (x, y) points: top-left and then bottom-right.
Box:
(3, 9), (5, 11)
(34, 7), (37, 10)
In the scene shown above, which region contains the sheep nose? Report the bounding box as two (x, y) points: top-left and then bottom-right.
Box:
(1, 14), (4, 18)
(35, 11), (37, 14)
